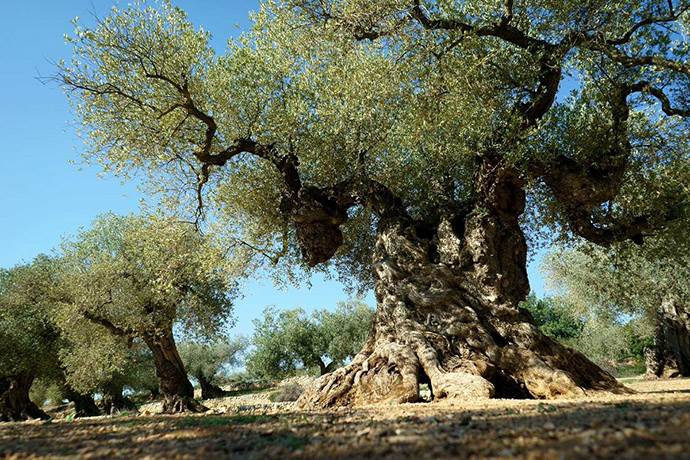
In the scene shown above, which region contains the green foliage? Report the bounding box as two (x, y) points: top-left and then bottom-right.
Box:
(56, 213), (237, 341)
(58, 0), (690, 289)
(544, 225), (690, 365)
(247, 300), (373, 378)
(0, 257), (63, 381)
(179, 336), (248, 383)
(520, 293), (583, 341)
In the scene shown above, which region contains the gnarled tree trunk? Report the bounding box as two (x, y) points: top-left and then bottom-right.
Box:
(647, 299), (690, 379)
(143, 332), (207, 413)
(0, 373), (49, 421)
(299, 161), (628, 408)
(196, 375), (227, 400)
(659, 298), (690, 376)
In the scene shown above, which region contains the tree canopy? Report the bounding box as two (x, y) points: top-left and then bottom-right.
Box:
(59, 0), (690, 284)
(56, 213), (236, 341)
(247, 300), (374, 378)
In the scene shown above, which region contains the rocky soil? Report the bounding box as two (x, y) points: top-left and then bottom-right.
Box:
(1, 377), (689, 459)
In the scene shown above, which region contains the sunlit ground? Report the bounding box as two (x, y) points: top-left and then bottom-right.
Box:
(2, 378), (689, 459)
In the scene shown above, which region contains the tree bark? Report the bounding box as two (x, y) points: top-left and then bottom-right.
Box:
(143, 331), (207, 413)
(658, 299), (690, 377)
(196, 374), (227, 400)
(0, 373), (49, 422)
(299, 159), (629, 408)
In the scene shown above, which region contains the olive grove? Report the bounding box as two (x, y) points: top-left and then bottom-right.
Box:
(247, 300), (374, 379)
(58, 0), (689, 407)
(545, 226), (690, 378)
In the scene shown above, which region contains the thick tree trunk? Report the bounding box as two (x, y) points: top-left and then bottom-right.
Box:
(644, 314), (668, 379)
(101, 383), (137, 415)
(143, 332), (207, 413)
(299, 161), (628, 408)
(197, 375), (227, 400)
(0, 373), (49, 421)
(659, 299), (690, 376)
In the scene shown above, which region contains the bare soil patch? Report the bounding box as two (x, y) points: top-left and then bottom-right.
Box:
(1, 377), (689, 459)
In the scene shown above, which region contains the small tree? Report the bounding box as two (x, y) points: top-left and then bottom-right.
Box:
(57, 214), (237, 413)
(247, 300), (374, 379)
(179, 337), (247, 399)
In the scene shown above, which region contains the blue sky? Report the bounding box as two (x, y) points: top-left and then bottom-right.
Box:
(0, 0), (547, 338)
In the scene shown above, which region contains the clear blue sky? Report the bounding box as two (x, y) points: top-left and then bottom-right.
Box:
(0, 0), (547, 338)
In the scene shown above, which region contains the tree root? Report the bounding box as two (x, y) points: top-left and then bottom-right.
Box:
(161, 395), (208, 414)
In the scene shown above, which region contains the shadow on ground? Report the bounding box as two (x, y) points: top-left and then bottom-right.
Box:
(2, 380), (690, 459)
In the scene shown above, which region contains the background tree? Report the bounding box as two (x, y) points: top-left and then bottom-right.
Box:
(56, 213), (237, 413)
(544, 226), (690, 377)
(59, 0), (690, 406)
(520, 293), (584, 341)
(179, 336), (247, 399)
(247, 300), (374, 379)
(56, 317), (142, 414)
(0, 259), (57, 421)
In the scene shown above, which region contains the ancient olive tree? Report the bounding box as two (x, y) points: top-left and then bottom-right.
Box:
(60, 0), (689, 406)
(57, 214), (236, 412)
(247, 300), (374, 378)
(545, 227), (690, 378)
(178, 337), (247, 399)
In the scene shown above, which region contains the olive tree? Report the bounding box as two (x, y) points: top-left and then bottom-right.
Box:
(544, 225), (690, 377)
(0, 259), (57, 421)
(57, 214), (237, 413)
(247, 300), (374, 378)
(59, 0), (689, 406)
(178, 337), (247, 399)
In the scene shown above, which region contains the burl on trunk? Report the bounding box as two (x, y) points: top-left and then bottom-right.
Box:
(299, 164), (628, 408)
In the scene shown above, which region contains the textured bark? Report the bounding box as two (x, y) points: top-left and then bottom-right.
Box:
(197, 375), (227, 400)
(143, 332), (207, 413)
(299, 161), (629, 408)
(659, 299), (690, 376)
(646, 300), (690, 379)
(0, 373), (49, 422)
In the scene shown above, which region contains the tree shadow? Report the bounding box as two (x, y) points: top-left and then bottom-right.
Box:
(1, 398), (689, 458)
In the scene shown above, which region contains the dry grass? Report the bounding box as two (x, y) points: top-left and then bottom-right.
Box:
(2, 377), (690, 459)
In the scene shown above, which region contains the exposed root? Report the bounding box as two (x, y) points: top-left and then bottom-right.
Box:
(161, 395), (208, 414)
(298, 331), (631, 410)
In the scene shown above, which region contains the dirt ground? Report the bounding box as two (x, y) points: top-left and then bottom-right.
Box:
(2, 377), (690, 459)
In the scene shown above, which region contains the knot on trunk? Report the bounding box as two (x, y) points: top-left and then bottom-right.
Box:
(293, 188), (348, 266)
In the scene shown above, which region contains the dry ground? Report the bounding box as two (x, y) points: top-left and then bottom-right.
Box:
(2, 377), (690, 459)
